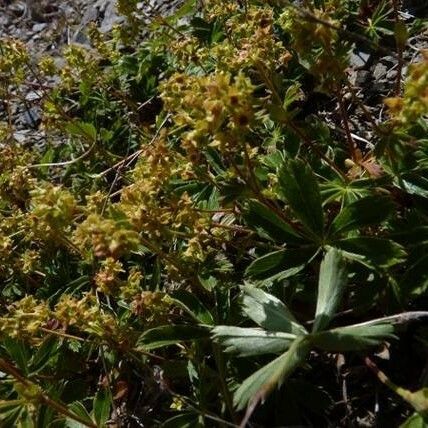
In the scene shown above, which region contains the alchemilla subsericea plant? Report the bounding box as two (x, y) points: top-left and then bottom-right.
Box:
(0, 0), (428, 426)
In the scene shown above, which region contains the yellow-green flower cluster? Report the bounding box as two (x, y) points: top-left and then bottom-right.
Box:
(0, 214), (28, 278)
(131, 291), (172, 326)
(0, 293), (124, 342)
(119, 135), (205, 241)
(0, 233), (13, 271)
(0, 146), (36, 206)
(88, 23), (119, 61)
(171, 4), (290, 72)
(278, 6), (347, 89)
(0, 296), (50, 340)
(38, 55), (57, 76)
(54, 294), (112, 332)
(385, 51), (428, 125)
(118, 140), (228, 266)
(221, 6), (291, 70)
(60, 45), (100, 90)
(73, 213), (141, 259)
(19, 249), (41, 275)
(29, 185), (77, 239)
(122, 267), (144, 300)
(95, 260), (143, 299)
(95, 257), (124, 295)
(204, 0), (239, 21)
(0, 38), (29, 86)
(161, 72), (255, 156)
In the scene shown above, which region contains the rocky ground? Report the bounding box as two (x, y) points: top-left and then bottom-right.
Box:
(0, 0), (118, 147)
(0, 0), (184, 148)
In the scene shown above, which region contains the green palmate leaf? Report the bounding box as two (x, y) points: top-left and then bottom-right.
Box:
(165, 0), (196, 23)
(93, 388), (112, 427)
(330, 195), (394, 237)
(311, 318), (397, 351)
(234, 337), (311, 410)
(0, 404), (23, 426)
(245, 247), (317, 281)
(13, 410), (33, 427)
(29, 336), (58, 375)
(0, 400), (25, 411)
(334, 237), (406, 268)
(36, 404), (56, 428)
(406, 388), (428, 417)
(321, 178), (377, 205)
(0, 400), (25, 427)
(170, 290), (214, 325)
(279, 159), (324, 239)
(137, 325), (209, 350)
(65, 121), (97, 142)
(66, 402), (94, 428)
(401, 412), (428, 428)
(212, 326), (297, 357)
(65, 420), (88, 428)
(242, 287), (307, 335)
(401, 253), (428, 298)
(3, 339), (29, 375)
(313, 248), (348, 333)
(243, 199), (304, 244)
(399, 173), (428, 198)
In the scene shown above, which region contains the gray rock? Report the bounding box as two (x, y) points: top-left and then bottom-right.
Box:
(99, 0), (123, 32)
(73, 0), (123, 42)
(373, 63), (387, 80)
(25, 91), (43, 102)
(355, 70), (370, 86)
(13, 130), (30, 144)
(382, 56), (397, 65)
(386, 69), (398, 80)
(350, 51), (370, 69)
(32, 22), (47, 32)
(19, 107), (41, 128)
(371, 81), (388, 93)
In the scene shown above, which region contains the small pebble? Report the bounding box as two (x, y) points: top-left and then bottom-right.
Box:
(373, 63), (388, 80)
(32, 23), (48, 32)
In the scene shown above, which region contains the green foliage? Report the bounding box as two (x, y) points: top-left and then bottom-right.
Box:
(0, 0), (427, 426)
(279, 159), (324, 240)
(313, 247), (348, 332)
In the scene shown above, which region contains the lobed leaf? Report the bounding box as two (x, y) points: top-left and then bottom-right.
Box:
(311, 319), (397, 351)
(234, 337), (311, 410)
(137, 325), (209, 350)
(334, 237), (406, 268)
(170, 290), (214, 325)
(65, 121), (97, 142)
(330, 195), (394, 237)
(313, 247), (348, 333)
(245, 247), (317, 281)
(279, 159), (324, 239)
(242, 287), (307, 335)
(400, 412), (428, 428)
(212, 326), (297, 357)
(243, 199), (304, 244)
(93, 389), (112, 427)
